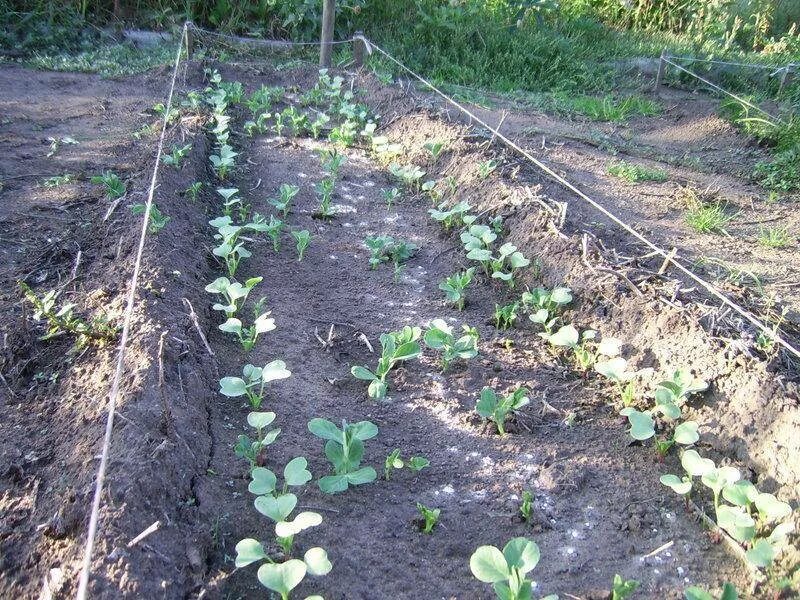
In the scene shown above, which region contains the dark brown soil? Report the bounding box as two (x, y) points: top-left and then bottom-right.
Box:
(0, 58), (797, 600)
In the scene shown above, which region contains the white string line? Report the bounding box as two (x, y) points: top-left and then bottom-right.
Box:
(75, 22), (188, 600)
(190, 24), (355, 47)
(360, 36), (800, 360)
(663, 57), (785, 124)
(665, 54), (794, 73)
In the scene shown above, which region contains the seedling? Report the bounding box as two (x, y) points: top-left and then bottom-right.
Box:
(91, 171), (125, 199)
(351, 328), (421, 399)
(291, 230), (311, 261)
(270, 184), (300, 217)
(594, 356), (636, 408)
(219, 311), (276, 352)
(489, 243), (530, 287)
(205, 276), (262, 318)
(46, 135), (78, 157)
(476, 386), (529, 436)
(246, 84), (283, 115)
(381, 187), (401, 209)
(218, 80), (244, 104)
(424, 319), (479, 371)
(234, 411), (281, 469)
(462, 224), (497, 263)
(684, 583), (738, 600)
(282, 106), (308, 136)
(43, 174), (74, 187)
(519, 491), (533, 524)
(389, 162), (425, 189)
(470, 538), (556, 600)
(521, 287), (572, 333)
(130, 203), (170, 233)
(244, 112), (272, 136)
(235, 539), (331, 600)
(364, 236), (418, 279)
(210, 144), (237, 179)
(429, 201), (474, 231)
(439, 268), (474, 310)
(309, 113), (330, 139)
(542, 325), (605, 371)
(493, 302), (519, 330)
(217, 187), (244, 219)
(315, 177), (336, 219)
(209, 216), (269, 277)
(21, 283), (116, 348)
(162, 143), (192, 168)
(319, 147), (346, 178)
(307, 418), (379, 493)
(329, 120), (358, 147)
(416, 503), (440, 534)
(611, 574), (639, 600)
(383, 449), (430, 480)
(220, 360), (291, 408)
(264, 216), (284, 252)
(185, 181), (202, 201)
(423, 139), (446, 162)
(477, 159), (499, 179)
(490, 215), (504, 236)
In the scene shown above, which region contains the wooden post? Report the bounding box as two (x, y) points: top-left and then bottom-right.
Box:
(655, 49), (667, 90)
(779, 63), (795, 96)
(320, 0), (335, 68)
(185, 22), (194, 59)
(353, 30), (365, 69)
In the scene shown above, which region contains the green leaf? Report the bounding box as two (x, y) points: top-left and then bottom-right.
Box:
(684, 587), (714, 600)
(367, 379), (387, 399)
(720, 583), (739, 600)
(673, 421), (699, 445)
(262, 359), (291, 382)
(393, 341), (421, 361)
(308, 418), (342, 441)
(275, 511), (323, 537)
(247, 411), (276, 429)
(349, 421), (379, 441)
(284, 457), (313, 487)
(254, 493), (297, 522)
(594, 357), (628, 381)
(722, 481), (756, 507)
(304, 547), (333, 576)
(219, 318), (242, 334)
(469, 545), (510, 583)
(249, 467), (277, 495)
(746, 538), (774, 568)
(547, 324), (579, 347)
(476, 387), (497, 418)
(502, 537), (540, 575)
(345, 466), (377, 485)
(351, 366), (378, 381)
(319, 474), (349, 494)
(660, 473), (692, 495)
(753, 492), (792, 522)
(257, 559), (306, 596)
(235, 538), (267, 568)
(219, 377), (247, 397)
(622, 409), (655, 441)
(681, 449), (715, 477)
(550, 287), (572, 304)
(702, 466), (741, 496)
(716, 505), (756, 543)
(408, 457), (430, 471)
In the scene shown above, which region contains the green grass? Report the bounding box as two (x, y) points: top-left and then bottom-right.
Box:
(758, 227), (794, 249)
(608, 161), (668, 183)
(685, 202), (735, 234)
(24, 42), (177, 77)
(550, 93), (660, 121)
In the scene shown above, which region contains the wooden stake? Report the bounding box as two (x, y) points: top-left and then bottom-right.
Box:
(320, 0), (336, 68)
(353, 30), (365, 69)
(658, 247), (678, 275)
(779, 63), (795, 96)
(655, 49), (667, 90)
(185, 22), (194, 59)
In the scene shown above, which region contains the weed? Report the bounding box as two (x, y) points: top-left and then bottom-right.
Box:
(758, 226), (793, 248)
(476, 386), (529, 436)
(351, 326), (422, 399)
(381, 187), (401, 209)
(384, 449), (429, 480)
(219, 360), (291, 409)
(416, 503), (441, 534)
(685, 202), (734, 234)
(424, 319), (479, 371)
(162, 143), (192, 168)
(608, 161), (667, 183)
(552, 93), (660, 122)
(291, 230), (311, 261)
(91, 171), (125, 199)
(308, 418), (379, 493)
(205, 276), (262, 318)
(439, 268), (475, 311)
(43, 174), (75, 187)
(185, 181), (202, 201)
(130, 203), (170, 233)
(493, 302), (519, 330)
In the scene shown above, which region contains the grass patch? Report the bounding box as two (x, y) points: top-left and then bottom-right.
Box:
(550, 93), (660, 121)
(24, 42), (177, 77)
(685, 202), (735, 234)
(758, 226), (794, 249)
(608, 161), (668, 183)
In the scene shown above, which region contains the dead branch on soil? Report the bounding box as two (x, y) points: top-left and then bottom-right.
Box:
(581, 234), (643, 297)
(181, 298), (214, 356)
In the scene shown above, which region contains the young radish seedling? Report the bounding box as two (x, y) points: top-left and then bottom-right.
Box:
(423, 319), (479, 371)
(291, 230), (311, 261)
(470, 538), (557, 600)
(210, 144), (237, 179)
(416, 503), (441, 534)
(91, 171), (126, 199)
(130, 203), (170, 233)
(219, 309), (276, 352)
(205, 276), (262, 318)
(521, 287), (572, 333)
(476, 386), (529, 436)
(611, 575), (639, 600)
(429, 201), (474, 231)
(220, 360), (291, 409)
(439, 268), (474, 311)
(234, 411), (281, 469)
(265, 216), (284, 252)
(351, 328), (421, 399)
(384, 449), (430, 480)
(381, 187), (401, 209)
(307, 418), (379, 493)
(543, 325), (619, 372)
(423, 139), (446, 162)
(389, 162), (425, 190)
(162, 143), (192, 168)
(493, 302), (519, 330)
(489, 243), (530, 287)
(594, 356), (636, 408)
(477, 159), (499, 179)
(270, 184), (300, 217)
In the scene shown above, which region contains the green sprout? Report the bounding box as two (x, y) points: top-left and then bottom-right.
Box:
(234, 411), (281, 469)
(310, 113), (330, 139)
(219, 311), (276, 352)
(43, 174), (74, 187)
(381, 187), (401, 209)
(219, 360), (291, 408)
(521, 287), (572, 333)
(424, 319), (479, 371)
(282, 106), (308, 136)
(493, 302), (519, 330)
(470, 538), (556, 600)
(205, 276), (262, 318)
(389, 162), (425, 189)
(611, 574), (639, 600)
(91, 171), (126, 199)
(130, 203), (170, 234)
(429, 201), (474, 231)
(384, 449), (430, 480)
(185, 181), (202, 201)
(307, 418), (379, 494)
(416, 503), (441, 534)
(291, 230), (311, 261)
(351, 327), (422, 399)
(608, 161), (667, 183)
(684, 583), (738, 600)
(423, 139), (446, 162)
(162, 143), (192, 168)
(264, 215), (284, 252)
(315, 177), (336, 219)
(270, 184), (300, 217)
(244, 112), (272, 136)
(519, 490), (533, 524)
(477, 159), (499, 179)
(476, 386), (529, 436)
(364, 236), (418, 279)
(210, 144), (237, 179)
(439, 268), (474, 311)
